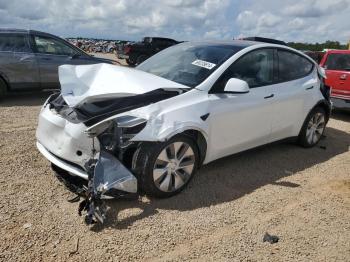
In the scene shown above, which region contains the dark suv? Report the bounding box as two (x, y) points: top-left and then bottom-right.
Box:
(117, 37), (179, 66)
(0, 29), (115, 98)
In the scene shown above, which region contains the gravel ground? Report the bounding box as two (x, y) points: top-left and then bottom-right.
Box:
(0, 91), (349, 261)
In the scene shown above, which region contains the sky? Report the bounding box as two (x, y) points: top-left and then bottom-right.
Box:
(0, 0), (349, 43)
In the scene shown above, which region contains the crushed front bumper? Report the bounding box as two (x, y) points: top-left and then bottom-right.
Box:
(37, 141), (88, 179)
(36, 104), (138, 196)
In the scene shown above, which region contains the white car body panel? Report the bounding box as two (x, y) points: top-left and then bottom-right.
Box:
(36, 41), (328, 182)
(270, 73), (319, 140)
(36, 105), (99, 169)
(59, 63), (189, 107)
(206, 85), (275, 162)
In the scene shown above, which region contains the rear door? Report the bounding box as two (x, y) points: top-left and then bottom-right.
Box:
(323, 53), (350, 99)
(270, 49), (316, 140)
(0, 33), (40, 90)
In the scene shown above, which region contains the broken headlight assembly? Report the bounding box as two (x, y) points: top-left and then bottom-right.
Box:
(80, 116), (145, 225)
(97, 115), (147, 151)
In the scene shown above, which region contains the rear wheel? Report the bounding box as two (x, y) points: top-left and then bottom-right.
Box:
(132, 135), (199, 198)
(0, 77), (7, 100)
(298, 107), (326, 147)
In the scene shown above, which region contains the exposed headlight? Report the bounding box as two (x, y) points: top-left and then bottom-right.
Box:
(87, 116), (147, 152)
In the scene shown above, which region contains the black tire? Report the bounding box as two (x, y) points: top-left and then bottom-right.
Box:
(136, 54), (148, 65)
(298, 107), (326, 148)
(132, 134), (200, 198)
(0, 77), (7, 100)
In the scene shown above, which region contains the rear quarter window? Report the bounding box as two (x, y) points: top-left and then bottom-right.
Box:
(278, 50), (314, 82)
(0, 34), (30, 52)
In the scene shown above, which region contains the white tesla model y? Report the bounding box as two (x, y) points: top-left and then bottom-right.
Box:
(36, 40), (331, 222)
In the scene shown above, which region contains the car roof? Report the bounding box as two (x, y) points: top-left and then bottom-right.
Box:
(144, 37), (177, 41)
(0, 28), (57, 37)
(184, 40), (260, 49)
(0, 28), (29, 34)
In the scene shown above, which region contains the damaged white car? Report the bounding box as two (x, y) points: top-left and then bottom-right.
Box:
(36, 40), (331, 223)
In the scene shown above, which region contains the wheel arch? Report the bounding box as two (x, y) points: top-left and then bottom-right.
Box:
(163, 127), (208, 167)
(298, 99), (331, 138)
(313, 99), (332, 122)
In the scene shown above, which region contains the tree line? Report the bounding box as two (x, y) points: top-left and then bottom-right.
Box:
(287, 40), (348, 51)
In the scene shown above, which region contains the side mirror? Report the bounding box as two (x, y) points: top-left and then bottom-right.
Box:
(224, 78), (249, 93)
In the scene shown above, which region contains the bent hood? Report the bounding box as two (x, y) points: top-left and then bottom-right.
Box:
(59, 63), (189, 107)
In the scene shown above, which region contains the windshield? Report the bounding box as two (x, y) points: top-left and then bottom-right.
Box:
(325, 53), (350, 71)
(136, 42), (243, 87)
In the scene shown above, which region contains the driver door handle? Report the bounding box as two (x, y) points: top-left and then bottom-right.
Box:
(264, 94), (274, 99)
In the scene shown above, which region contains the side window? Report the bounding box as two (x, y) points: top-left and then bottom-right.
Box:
(324, 53), (350, 71)
(278, 50), (313, 82)
(0, 34), (30, 52)
(34, 36), (76, 56)
(212, 48), (274, 92)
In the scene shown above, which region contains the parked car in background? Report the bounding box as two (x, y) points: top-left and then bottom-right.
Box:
(36, 40), (331, 223)
(304, 51), (325, 64)
(117, 37), (180, 66)
(319, 50), (350, 110)
(0, 29), (116, 98)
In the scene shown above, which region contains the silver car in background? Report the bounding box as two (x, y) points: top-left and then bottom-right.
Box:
(0, 29), (115, 98)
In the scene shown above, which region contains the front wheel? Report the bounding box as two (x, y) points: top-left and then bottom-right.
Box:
(298, 107), (326, 147)
(132, 135), (199, 198)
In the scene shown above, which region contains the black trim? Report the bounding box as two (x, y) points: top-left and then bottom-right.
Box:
(209, 46), (317, 94)
(264, 94), (274, 99)
(275, 48), (315, 83)
(200, 113), (210, 121)
(241, 37), (287, 46)
(209, 47), (276, 93)
(50, 89), (182, 127)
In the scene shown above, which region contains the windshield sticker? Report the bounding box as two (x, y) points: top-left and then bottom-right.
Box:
(192, 59), (216, 70)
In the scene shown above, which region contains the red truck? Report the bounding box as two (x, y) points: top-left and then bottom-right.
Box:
(319, 50), (350, 110)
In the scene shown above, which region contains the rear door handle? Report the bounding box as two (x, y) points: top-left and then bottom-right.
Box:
(264, 94), (274, 99)
(306, 86), (314, 90)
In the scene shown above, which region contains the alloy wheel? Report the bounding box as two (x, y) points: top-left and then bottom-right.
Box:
(153, 142), (195, 192)
(306, 112), (325, 145)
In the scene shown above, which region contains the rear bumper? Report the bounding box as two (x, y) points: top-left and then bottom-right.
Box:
(331, 96), (350, 110)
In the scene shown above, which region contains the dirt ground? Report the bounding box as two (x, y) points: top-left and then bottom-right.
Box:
(0, 91), (350, 260)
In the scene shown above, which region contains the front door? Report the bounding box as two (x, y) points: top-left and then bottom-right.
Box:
(207, 48), (276, 162)
(32, 34), (87, 89)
